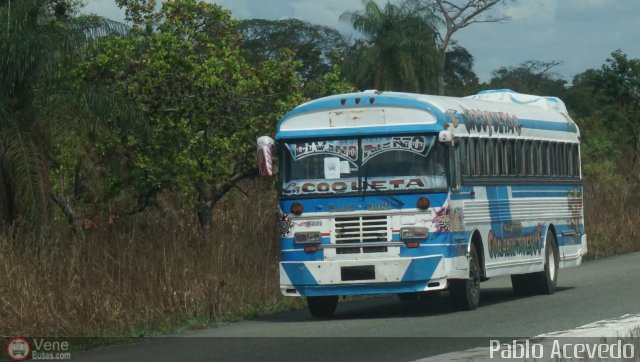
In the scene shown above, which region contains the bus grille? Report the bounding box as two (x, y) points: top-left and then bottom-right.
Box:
(334, 215), (389, 254)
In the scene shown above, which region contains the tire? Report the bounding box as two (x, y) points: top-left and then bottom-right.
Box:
(534, 231), (559, 294)
(510, 230), (559, 295)
(307, 296), (338, 318)
(398, 293), (419, 302)
(450, 243), (481, 310)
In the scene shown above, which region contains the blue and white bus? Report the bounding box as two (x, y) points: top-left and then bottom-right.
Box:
(256, 89), (586, 317)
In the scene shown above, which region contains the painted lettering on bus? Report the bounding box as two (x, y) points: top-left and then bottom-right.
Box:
(488, 224), (544, 258)
(283, 177), (438, 195)
(290, 140), (358, 161)
(453, 108), (522, 136)
(362, 136), (429, 162)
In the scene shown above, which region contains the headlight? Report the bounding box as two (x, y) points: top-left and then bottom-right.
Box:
(294, 232), (322, 244)
(400, 227), (428, 240)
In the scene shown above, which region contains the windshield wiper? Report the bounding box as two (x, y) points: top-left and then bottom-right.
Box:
(362, 166), (404, 208)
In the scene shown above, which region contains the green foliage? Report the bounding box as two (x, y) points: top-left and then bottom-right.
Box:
(302, 65), (356, 98)
(0, 0), (130, 227)
(340, 0), (441, 92)
(567, 50), (640, 184)
(486, 60), (567, 96)
(78, 0), (304, 222)
(238, 18), (348, 83)
(444, 44), (479, 96)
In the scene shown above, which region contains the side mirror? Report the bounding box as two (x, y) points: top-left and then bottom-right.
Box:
(257, 136), (275, 177)
(439, 130), (454, 146)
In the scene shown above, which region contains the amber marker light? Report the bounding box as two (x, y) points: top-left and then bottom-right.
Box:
(405, 241), (420, 248)
(290, 202), (304, 215)
(417, 197), (430, 210)
(304, 245), (318, 253)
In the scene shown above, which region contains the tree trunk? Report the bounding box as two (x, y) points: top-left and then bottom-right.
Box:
(51, 194), (85, 241)
(197, 200), (214, 233)
(437, 47), (447, 96)
(196, 169), (258, 231)
(0, 163), (15, 226)
(374, 66), (382, 91)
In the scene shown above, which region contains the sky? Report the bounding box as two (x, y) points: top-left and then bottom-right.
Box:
(83, 0), (640, 83)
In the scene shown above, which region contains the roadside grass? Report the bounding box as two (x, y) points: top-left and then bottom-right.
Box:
(583, 178), (640, 259)
(0, 179), (304, 338)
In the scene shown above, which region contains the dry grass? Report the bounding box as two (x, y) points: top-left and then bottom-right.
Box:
(583, 177), (640, 259)
(0, 179), (302, 337)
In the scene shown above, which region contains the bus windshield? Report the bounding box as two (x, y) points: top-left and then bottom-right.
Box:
(281, 135), (447, 197)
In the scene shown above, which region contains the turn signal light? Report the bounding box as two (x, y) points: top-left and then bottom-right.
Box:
(290, 202), (304, 215)
(304, 245), (318, 253)
(417, 197), (430, 210)
(405, 241), (420, 248)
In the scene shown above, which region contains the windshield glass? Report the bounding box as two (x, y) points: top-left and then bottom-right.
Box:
(282, 135), (447, 197)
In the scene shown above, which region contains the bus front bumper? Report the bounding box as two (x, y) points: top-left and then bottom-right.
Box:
(279, 255), (449, 297)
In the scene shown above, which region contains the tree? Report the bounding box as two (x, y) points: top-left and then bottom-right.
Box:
(486, 60), (567, 96)
(237, 18), (354, 98)
(578, 50), (640, 180)
(237, 18), (347, 83)
(0, 0), (128, 234)
(428, 0), (510, 95)
(443, 43), (479, 96)
(340, 0), (441, 93)
(79, 0), (304, 230)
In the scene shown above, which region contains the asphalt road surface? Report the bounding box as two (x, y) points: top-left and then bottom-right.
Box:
(74, 251), (640, 361)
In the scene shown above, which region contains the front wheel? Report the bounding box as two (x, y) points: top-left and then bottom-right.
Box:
(449, 243), (481, 310)
(307, 296), (338, 318)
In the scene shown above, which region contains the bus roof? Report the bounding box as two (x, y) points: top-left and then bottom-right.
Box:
(275, 90), (579, 141)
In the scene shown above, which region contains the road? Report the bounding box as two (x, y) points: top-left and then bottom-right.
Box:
(74, 251), (640, 361)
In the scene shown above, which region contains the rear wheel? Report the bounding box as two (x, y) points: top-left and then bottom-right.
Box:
(510, 230), (559, 295)
(535, 231), (559, 294)
(450, 243), (481, 310)
(307, 296), (338, 318)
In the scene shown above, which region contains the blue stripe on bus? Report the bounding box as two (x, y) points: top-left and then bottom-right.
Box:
(401, 256), (441, 282)
(511, 191), (571, 198)
(281, 263), (318, 286)
(281, 250), (324, 262)
(400, 245), (449, 258)
(511, 185), (579, 192)
(487, 186), (512, 239)
(511, 185), (582, 198)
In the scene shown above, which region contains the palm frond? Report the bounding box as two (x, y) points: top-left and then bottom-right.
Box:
(1, 120), (48, 225)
